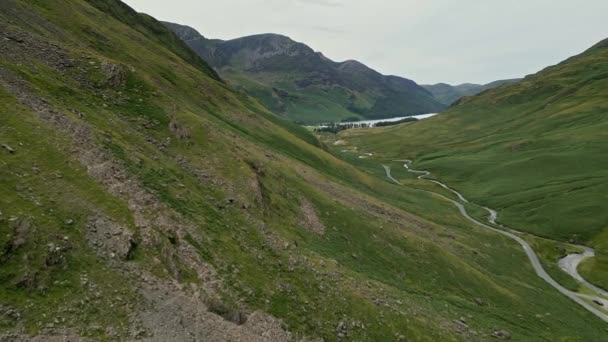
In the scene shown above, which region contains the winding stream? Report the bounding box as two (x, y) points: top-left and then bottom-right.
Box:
(383, 160), (608, 322)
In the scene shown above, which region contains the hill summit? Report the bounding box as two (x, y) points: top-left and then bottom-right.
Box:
(164, 22), (445, 123)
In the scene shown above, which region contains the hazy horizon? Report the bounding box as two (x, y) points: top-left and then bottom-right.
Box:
(123, 0), (608, 85)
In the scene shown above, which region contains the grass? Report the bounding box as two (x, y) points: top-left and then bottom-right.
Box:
(338, 41), (608, 293)
(1, 0), (607, 340)
(0, 87), (136, 337)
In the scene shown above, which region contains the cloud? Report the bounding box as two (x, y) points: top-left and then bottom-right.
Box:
(295, 0), (343, 7)
(308, 25), (349, 34)
(123, 0), (608, 84)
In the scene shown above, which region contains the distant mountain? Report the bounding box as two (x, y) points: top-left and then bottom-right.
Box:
(3, 1), (608, 340)
(423, 79), (521, 105)
(164, 22), (446, 123)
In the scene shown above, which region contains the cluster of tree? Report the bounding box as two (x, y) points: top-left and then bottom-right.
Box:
(375, 117), (418, 127)
(340, 116), (361, 123)
(313, 122), (371, 134)
(313, 117), (418, 134)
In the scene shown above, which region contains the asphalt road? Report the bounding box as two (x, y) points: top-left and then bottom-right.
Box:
(382, 160), (608, 322)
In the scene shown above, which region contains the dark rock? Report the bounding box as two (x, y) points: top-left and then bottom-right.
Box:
(45, 243), (66, 266)
(336, 320), (348, 339)
(1, 219), (31, 263)
(491, 329), (511, 340)
(6, 35), (25, 44)
(14, 272), (38, 290)
(0, 306), (21, 321)
(205, 297), (248, 325)
(100, 61), (128, 88)
(1, 144), (15, 154)
(453, 319), (468, 333)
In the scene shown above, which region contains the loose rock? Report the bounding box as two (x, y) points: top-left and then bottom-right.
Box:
(336, 320), (348, 339)
(1, 144), (15, 153)
(492, 329), (511, 340)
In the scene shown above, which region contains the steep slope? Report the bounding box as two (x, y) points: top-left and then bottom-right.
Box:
(1, 1), (607, 341)
(423, 79), (521, 105)
(164, 22), (445, 124)
(344, 38), (608, 291)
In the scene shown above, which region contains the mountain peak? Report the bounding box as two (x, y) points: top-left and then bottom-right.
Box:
(166, 22), (445, 122)
(162, 22), (206, 42)
(224, 33), (315, 59)
(337, 59), (373, 73)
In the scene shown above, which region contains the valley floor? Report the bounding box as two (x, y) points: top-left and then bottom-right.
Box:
(382, 161), (608, 321)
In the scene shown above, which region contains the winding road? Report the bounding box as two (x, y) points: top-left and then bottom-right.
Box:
(382, 160), (608, 322)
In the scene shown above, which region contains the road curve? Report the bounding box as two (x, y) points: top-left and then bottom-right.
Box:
(382, 160), (608, 322)
(559, 248), (608, 298)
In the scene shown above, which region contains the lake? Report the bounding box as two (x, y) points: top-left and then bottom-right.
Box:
(322, 113), (439, 128)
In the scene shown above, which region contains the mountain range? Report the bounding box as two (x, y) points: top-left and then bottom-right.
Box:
(422, 79), (522, 105)
(164, 22), (446, 123)
(1, 0), (607, 340)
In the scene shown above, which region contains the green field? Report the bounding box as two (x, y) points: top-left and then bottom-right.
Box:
(1, 0), (607, 340)
(338, 38), (608, 294)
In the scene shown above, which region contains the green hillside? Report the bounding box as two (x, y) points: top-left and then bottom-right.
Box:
(423, 79), (521, 105)
(0, 1), (607, 341)
(164, 22), (446, 124)
(342, 38), (608, 291)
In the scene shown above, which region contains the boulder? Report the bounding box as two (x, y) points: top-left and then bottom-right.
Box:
(100, 61), (128, 88)
(1, 144), (15, 154)
(492, 329), (511, 340)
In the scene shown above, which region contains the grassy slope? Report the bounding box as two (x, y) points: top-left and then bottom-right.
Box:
(221, 68), (444, 124)
(0, 1), (606, 340)
(341, 39), (608, 291)
(222, 69), (364, 124)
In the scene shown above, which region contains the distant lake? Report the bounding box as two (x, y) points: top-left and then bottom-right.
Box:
(322, 113), (438, 128)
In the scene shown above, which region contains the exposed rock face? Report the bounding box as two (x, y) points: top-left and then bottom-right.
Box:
(100, 60), (128, 88)
(86, 215), (136, 261)
(169, 117), (192, 141)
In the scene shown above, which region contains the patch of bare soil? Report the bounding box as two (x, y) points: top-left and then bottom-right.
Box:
(299, 198), (325, 235)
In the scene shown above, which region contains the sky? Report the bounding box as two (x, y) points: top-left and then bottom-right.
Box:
(123, 0), (608, 85)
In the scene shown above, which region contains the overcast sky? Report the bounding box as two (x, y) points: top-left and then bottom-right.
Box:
(123, 0), (608, 85)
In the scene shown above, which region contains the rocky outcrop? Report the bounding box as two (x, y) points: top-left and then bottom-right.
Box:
(86, 215), (137, 261)
(100, 60), (128, 88)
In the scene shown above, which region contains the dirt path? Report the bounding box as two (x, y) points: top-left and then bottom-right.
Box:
(382, 161), (608, 323)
